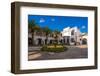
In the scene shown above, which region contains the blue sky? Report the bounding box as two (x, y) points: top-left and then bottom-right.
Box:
(28, 15), (88, 33)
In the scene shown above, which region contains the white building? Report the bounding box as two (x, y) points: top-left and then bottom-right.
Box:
(81, 33), (88, 44)
(61, 27), (82, 45)
(28, 26), (87, 46)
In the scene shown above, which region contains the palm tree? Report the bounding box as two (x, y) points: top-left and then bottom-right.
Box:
(42, 26), (52, 45)
(53, 30), (60, 47)
(28, 20), (40, 45)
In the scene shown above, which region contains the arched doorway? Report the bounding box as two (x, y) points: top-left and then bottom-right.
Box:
(28, 38), (32, 46)
(50, 40), (53, 44)
(45, 39), (47, 44)
(38, 38), (42, 45)
(60, 39), (63, 44)
(82, 38), (87, 44)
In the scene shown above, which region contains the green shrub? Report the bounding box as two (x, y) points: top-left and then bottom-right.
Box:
(41, 45), (68, 53)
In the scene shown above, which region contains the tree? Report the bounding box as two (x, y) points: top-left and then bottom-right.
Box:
(53, 30), (60, 47)
(28, 20), (40, 45)
(42, 26), (52, 45)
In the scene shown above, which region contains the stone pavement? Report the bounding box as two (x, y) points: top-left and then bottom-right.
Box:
(28, 45), (88, 60)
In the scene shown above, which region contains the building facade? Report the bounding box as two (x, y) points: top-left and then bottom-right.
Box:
(61, 27), (82, 45)
(28, 27), (87, 46)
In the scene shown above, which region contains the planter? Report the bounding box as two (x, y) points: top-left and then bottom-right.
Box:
(41, 45), (68, 53)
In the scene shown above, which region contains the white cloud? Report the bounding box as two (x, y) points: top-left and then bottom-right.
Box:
(40, 18), (45, 23)
(51, 18), (55, 21)
(82, 25), (86, 29)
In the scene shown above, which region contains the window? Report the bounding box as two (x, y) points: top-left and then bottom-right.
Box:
(71, 30), (74, 35)
(71, 38), (75, 42)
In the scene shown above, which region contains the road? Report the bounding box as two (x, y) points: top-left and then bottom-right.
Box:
(28, 45), (88, 60)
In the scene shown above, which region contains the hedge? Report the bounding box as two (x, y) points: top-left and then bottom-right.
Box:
(41, 45), (68, 53)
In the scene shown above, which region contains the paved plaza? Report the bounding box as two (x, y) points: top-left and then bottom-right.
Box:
(28, 45), (88, 60)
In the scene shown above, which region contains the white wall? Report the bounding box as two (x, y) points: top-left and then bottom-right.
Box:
(0, 0), (100, 76)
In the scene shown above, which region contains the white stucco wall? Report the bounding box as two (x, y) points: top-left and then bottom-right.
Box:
(61, 27), (81, 37)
